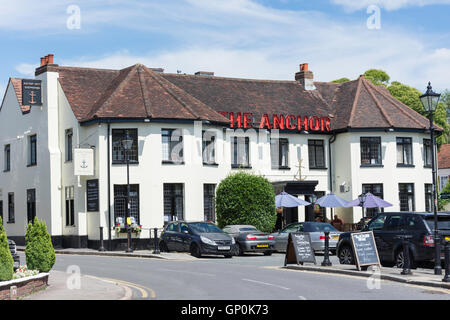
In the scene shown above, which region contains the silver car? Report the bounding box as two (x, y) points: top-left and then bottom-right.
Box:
(223, 225), (275, 256)
(271, 222), (341, 254)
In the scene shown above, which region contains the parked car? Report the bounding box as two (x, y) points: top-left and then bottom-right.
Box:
(159, 221), (234, 258)
(270, 222), (341, 253)
(8, 239), (20, 271)
(336, 212), (450, 269)
(222, 225), (275, 256)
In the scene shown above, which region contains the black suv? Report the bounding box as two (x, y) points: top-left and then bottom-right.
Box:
(337, 212), (450, 268)
(8, 239), (20, 271)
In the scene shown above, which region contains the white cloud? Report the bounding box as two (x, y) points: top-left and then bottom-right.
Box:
(16, 64), (38, 77)
(331, 0), (450, 11)
(9, 0), (450, 91)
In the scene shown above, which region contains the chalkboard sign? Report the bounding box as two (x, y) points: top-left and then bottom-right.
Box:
(86, 179), (99, 212)
(350, 231), (380, 271)
(284, 232), (316, 266)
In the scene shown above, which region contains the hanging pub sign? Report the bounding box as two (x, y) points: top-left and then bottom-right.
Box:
(22, 79), (42, 106)
(74, 148), (94, 176)
(218, 111), (331, 132)
(284, 232), (316, 266)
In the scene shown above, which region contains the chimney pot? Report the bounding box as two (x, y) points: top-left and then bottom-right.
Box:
(295, 63), (315, 90)
(40, 57), (46, 66)
(300, 63), (309, 72)
(48, 54), (54, 65)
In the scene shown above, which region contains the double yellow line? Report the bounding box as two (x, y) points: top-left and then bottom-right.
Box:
(86, 275), (156, 299)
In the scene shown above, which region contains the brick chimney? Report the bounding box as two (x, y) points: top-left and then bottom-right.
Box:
(295, 63), (315, 90)
(36, 54), (58, 76)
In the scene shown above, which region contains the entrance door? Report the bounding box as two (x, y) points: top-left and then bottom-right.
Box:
(283, 207), (298, 226)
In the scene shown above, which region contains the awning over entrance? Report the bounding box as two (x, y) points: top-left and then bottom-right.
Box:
(272, 180), (318, 196)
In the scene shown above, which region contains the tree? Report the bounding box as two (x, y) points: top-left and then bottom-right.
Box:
(25, 217), (55, 273)
(364, 69), (390, 86)
(216, 172), (276, 233)
(0, 217), (14, 281)
(331, 77), (350, 84)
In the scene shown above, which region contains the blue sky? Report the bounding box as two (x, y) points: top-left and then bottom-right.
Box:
(1, 0), (450, 97)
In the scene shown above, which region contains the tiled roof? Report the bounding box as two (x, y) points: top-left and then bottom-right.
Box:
(5, 63), (441, 133)
(9, 78), (31, 113)
(438, 144), (450, 169)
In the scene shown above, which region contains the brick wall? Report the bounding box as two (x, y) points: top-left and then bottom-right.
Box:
(0, 274), (49, 300)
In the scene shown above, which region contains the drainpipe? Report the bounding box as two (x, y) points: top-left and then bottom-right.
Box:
(328, 133), (337, 192)
(107, 122), (112, 250)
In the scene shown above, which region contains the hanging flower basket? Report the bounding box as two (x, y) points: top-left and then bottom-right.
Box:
(115, 224), (142, 234)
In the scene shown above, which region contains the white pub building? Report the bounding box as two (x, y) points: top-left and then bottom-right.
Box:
(0, 54), (440, 249)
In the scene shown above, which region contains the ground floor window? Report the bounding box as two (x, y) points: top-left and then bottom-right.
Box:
(204, 184), (216, 222)
(425, 184), (432, 212)
(8, 193), (14, 223)
(27, 189), (36, 223)
(362, 184), (384, 217)
(164, 183), (184, 223)
(114, 184), (140, 225)
(0, 200), (3, 224)
(399, 183), (415, 212)
(65, 186), (75, 226)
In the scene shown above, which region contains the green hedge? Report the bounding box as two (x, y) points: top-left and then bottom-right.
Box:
(25, 217), (55, 273)
(0, 217), (14, 281)
(216, 171), (276, 233)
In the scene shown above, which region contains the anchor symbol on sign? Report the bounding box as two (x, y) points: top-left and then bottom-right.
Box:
(80, 160), (88, 169)
(29, 91), (37, 105)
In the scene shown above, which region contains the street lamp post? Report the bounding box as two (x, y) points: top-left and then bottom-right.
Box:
(420, 82), (442, 275)
(358, 193), (367, 221)
(122, 133), (134, 253)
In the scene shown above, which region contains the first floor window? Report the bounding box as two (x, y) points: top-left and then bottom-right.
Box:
(29, 135), (37, 166)
(423, 139), (432, 167)
(202, 130), (216, 165)
(308, 139), (325, 169)
(164, 184), (184, 223)
(396, 137), (413, 165)
(4, 144), (10, 171)
(425, 184), (432, 212)
(0, 200), (3, 224)
(8, 193), (14, 223)
(114, 184), (140, 225)
(271, 138), (289, 169)
(27, 189), (36, 223)
(65, 129), (73, 162)
(112, 129), (138, 164)
(65, 186), (75, 226)
(362, 184), (384, 217)
(360, 137), (381, 165)
(399, 183), (415, 212)
(162, 129), (184, 163)
(440, 175), (449, 191)
(231, 136), (250, 168)
(204, 184), (216, 222)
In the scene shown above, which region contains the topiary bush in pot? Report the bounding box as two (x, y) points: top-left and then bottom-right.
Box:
(0, 217), (14, 281)
(216, 171), (276, 233)
(25, 217), (55, 273)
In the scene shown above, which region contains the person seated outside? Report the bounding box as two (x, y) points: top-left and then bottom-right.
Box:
(331, 215), (344, 231)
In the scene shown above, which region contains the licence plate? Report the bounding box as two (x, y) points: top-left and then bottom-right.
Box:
(257, 244), (269, 248)
(218, 246), (230, 250)
(445, 236), (450, 241)
(332, 236), (339, 240)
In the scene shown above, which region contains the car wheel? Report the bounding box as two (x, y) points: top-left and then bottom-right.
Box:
(338, 245), (354, 265)
(159, 241), (169, 252)
(263, 251), (272, 256)
(236, 244), (244, 256)
(190, 243), (202, 258)
(395, 249), (416, 269)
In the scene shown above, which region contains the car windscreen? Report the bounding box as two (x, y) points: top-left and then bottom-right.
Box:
(303, 223), (338, 232)
(189, 222), (223, 233)
(424, 216), (450, 230)
(239, 227), (258, 232)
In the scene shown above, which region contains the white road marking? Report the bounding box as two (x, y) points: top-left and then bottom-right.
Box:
(242, 278), (290, 290)
(157, 268), (216, 277)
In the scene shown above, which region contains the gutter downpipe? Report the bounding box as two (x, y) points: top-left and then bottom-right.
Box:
(328, 133), (337, 192)
(107, 122), (112, 251)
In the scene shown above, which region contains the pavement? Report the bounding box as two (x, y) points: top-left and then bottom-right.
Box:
(16, 246), (450, 299)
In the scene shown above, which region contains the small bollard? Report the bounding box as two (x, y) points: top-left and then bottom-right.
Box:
(443, 236), (450, 283)
(153, 228), (160, 254)
(10, 286), (17, 300)
(98, 226), (105, 252)
(321, 231), (332, 266)
(126, 226), (133, 253)
(400, 235), (413, 275)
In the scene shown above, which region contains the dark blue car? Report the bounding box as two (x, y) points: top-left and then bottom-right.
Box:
(159, 221), (235, 258)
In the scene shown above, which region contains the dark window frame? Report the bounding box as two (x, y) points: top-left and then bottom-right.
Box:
(396, 137), (414, 166)
(8, 192), (14, 223)
(231, 136), (251, 168)
(28, 134), (37, 166)
(360, 137), (382, 166)
(202, 130), (217, 165)
(399, 183), (415, 212)
(308, 139), (326, 169)
(362, 184), (384, 217)
(27, 189), (36, 224)
(161, 129), (184, 164)
(425, 183), (432, 212)
(4, 144), (10, 172)
(65, 186), (75, 226)
(65, 129), (73, 162)
(112, 129), (139, 164)
(271, 138), (290, 169)
(164, 183), (184, 223)
(114, 184), (140, 225)
(423, 139), (432, 168)
(203, 184), (216, 222)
